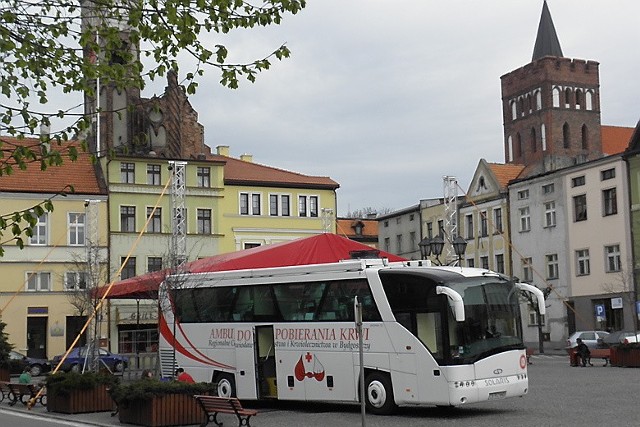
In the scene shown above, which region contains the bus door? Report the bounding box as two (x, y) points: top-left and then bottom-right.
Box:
(234, 325), (258, 399)
(255, 326), (277, 398)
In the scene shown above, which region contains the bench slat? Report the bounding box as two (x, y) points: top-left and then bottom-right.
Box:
(194, 395), (257, 427)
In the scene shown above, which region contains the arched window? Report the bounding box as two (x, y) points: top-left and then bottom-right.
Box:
(536, 90), (542, 110)
(553, 87), (561, 108)
(531, 127), (537, 152)
(563, 123), (570, 148)
(564, 88), (571, 108)
(581, 124), (589, 149)
(515, 133), (522, 159)
(541, 124), (547, 151)
(586, 91), (593, 110)
(507, 135), (513, 162)
(511, 100), (517, 121)
(519, 97), (525, 117)
(526, 94), (532, 114)
(575, 89), (583, 109)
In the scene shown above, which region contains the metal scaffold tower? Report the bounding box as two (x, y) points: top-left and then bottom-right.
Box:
(169, 161), (187, 269)
(83, 199), (103, 372)
(442, 176), (459, 264)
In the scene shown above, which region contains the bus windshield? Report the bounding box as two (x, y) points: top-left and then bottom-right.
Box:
(447, 276), (523, 363)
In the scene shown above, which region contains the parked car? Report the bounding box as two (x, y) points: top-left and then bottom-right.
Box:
(599, 331), (638, 347)
(51, 347), (128, 373)
(8, 350), (52, 376)
(567, 330), (609, 349)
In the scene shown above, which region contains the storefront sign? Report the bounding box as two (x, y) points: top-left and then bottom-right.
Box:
(116, 306), (158, 324)
(611, 297), (623, 309)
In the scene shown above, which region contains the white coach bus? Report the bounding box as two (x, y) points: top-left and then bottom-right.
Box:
(157, 258), (544, 414)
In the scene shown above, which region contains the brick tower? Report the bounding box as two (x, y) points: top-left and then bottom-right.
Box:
(500, 1), (602, 177)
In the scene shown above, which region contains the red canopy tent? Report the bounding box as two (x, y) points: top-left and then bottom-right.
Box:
(96, 233), (406, 299)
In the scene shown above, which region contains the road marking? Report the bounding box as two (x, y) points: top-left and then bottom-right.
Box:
(0, 408), (93, 426)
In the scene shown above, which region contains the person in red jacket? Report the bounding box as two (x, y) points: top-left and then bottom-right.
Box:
(175, 367), (195, 383)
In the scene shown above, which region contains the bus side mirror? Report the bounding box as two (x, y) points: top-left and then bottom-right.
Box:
(436, 286), (465, 322)
(516, 283), (546, 315)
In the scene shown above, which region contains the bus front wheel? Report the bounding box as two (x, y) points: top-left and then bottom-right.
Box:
(365, 372), (396, 415)
(215, 373), (236, 398)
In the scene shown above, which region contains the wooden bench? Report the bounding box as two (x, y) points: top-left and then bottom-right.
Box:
(7, 383), (47, 407)
(0, 381), (12, 403)
(587, 348), (610, 367)
(194, 395), (257, 427)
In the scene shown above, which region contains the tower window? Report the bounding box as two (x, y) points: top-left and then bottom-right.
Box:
(581, 125), (589, 150)
(541, 124), (547, 151)
(564, 88), (571, 108)
(511, 101), (517, 121)
(507, 136), (513, 162)
(535, 90), (542, 110)
(576, 89), (583, 109)
(563, 123), (570, 149)
(552, 87), (561, 108)
(531, 127), (537, 153)
(586, 91), (594, 110)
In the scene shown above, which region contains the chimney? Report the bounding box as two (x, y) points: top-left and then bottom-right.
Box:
(216, 145), (230, 156)
(240, 154), (253, 163)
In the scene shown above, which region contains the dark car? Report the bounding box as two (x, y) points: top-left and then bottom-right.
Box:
(51, 347), (128, 373)
(8, 350), (52, 376)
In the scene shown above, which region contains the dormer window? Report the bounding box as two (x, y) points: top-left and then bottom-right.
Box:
(352, 221), (364, 236)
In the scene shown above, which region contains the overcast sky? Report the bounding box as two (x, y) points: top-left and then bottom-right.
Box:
(36, 1), (640, 217)
(174, 0), (640, 217)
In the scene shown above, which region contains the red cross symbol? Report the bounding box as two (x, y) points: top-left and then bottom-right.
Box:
(305, 352), (313, 362)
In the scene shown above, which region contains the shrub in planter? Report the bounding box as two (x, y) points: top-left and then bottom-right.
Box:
(112, 380), (217, 427)
(617, 342), (640, 368)
(46, 371), (119, 414)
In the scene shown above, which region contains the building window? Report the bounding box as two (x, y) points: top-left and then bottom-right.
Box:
(384, 221), (389, 228)
(409, 232), (416, 251)
(298, 195), (319, 217)
(384, 238), (390, 252)
(173, 207), (186, 235)
(396, 234), (403, 253)
(495, 254), (505, 274)
(121, 162), (135, 183)
(65, 271), (88, 291)
(240, 193), (261, 215)
(68, 213), (86, 246)
(546, 254), (559, 279)
(541, 123), (547, 151)
(581, 124), (589, 150)
(552, 87), (561, 108)
(494, 208), (503, 233)
(26, 272), (51, 291)
(197, 167), (210, 188)
(120, 206), (136, 232)
(121, 257), (136, 280)
(517, 189), (529, 200)
(571, 176), (585, 187)
(542, 183), (554, 194)
(146, 207), (162, 233)
(573, 194), (587, 222)
(522, 257), (533, 282)
(576, 249), (590, 276)
(269, 194), (291, 216)
(544, 201), (556, 228)
(197, 209), (212, 234)
(147, 164), (161, 185)
(437, 220), (444, 234)
(481, 256), (489, 270)
(519, 207), (531, 232)
(603, 188), (617, 216)
(467, 258), (475, 268)
(30, 213), (48, 245)
(601, 168), (615, 181)
(426, 222), (433, 238)
(563, 123), (570, 148)
(148, 257), (163, 272)
(466, 214), (474, 239)
(244, 242), (261, 250)
(605, 245), (621, 272)
(409, 214), (414, 221)
(529, 309), (545, 326)
(480, 211), (488, 237)
(396, 218), (401, 224)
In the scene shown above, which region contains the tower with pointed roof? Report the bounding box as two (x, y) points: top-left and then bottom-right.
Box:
(501, 1), (602, 177)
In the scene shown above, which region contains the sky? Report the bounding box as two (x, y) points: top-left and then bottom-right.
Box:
(28, 1), (640, 217)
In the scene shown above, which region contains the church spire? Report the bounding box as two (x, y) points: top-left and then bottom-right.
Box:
(532, 1), (563, 61)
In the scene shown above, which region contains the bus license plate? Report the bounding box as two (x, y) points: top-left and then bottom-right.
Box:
(488, 391), (506, 400)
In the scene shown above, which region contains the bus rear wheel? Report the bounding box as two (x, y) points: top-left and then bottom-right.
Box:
(365, 372), (396, 415)
(215, 373), (236, 398)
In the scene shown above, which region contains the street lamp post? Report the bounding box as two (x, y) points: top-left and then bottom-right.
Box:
(420, 234), (467, 266)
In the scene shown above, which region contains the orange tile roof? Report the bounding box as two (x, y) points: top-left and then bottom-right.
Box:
(601, 125), (634, 155)
(487, 163), (525, 189)
(0, 137), (105, 195)
(210, 154), (339, 189)
(336, 218), (378, 238)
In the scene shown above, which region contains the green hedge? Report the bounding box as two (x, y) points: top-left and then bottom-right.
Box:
(110, 380), (218, 405)
(46, 372), (120, 396)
